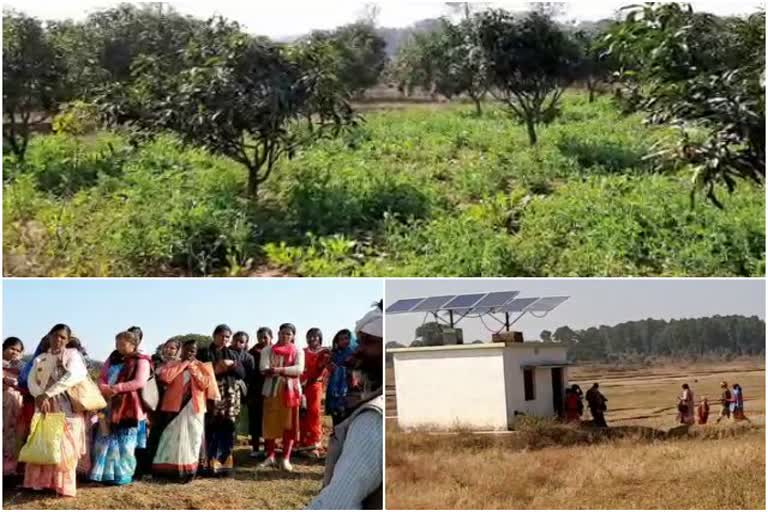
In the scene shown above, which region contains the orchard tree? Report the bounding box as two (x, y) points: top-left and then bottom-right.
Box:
(99, 18), (354, 198)
(573, 29), (612, 103)
(3, 11), (66, 161)
(476, 9), (579, 145)
(603, 3), (765, 206)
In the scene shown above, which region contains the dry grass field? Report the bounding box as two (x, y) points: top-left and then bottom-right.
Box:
(3, 440), (325, 509)
(386, 358), (766, 509)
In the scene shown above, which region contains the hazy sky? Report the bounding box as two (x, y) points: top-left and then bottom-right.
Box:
(385, 279), (766, 344)
(3, 278), (382, 361)
(4, 1), (764, 39)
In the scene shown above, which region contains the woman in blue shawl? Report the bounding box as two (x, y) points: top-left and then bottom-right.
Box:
(325, 329), (356, 426)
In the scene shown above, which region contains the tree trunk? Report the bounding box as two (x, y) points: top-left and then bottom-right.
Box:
(525, 117), (538, 146)
(247, 167), (259, 197)
(588, 80), (596, 103)
(473, 96), (482, 116)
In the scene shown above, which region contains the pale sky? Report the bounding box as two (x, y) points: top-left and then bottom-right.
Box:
(3, 278), (382, 361)
(385, 279), (766, 345)
(3, 1), (764, 39)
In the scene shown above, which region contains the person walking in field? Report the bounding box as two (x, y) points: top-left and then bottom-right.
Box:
(585, 383), (608, 427)
(299, 328), (331, 458)
(677, 383), (695, 425)
(564, 386), (581, 423)
(731, 384), (751, 423)
(716, 381), (732, 423)
(307, 304), (383, 510)
(697, 397), (710, 424)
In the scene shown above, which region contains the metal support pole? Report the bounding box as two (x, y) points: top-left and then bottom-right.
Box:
(505, 312), (511, 331)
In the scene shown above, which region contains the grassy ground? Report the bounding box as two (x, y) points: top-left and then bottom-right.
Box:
(4, 93), (764, 277)
(385, 359), (766, 509)
(3, 434), (327, 509)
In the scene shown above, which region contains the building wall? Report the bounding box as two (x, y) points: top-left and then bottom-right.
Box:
(393, 347), (509, 429)
(502, 345), (569, 424)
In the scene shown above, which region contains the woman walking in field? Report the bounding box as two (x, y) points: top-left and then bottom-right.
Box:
(260, 323), (305, 472)
(198, 324), (247, 477)
(3, 337), (25, 477)
(23, 324), (88, 497)
(90, 331), (151, 485)
(677, 383), (695, 425)
(731, 384), (751, 423)
(299, 328), (331, 457)
(152, 339), (219, 482)
(326, 329), (355, 426)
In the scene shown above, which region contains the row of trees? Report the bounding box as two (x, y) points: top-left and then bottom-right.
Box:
(389, 3), (764, 201)
(3, 4), (387, 196)
(542, 315), (765, 361)
(4, 3), (764, 202)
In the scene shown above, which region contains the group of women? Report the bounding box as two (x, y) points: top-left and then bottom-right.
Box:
(2, 321), (363, 497)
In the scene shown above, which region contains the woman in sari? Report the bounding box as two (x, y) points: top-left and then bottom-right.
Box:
(260, 323), (305, 472)
(198, 324), (246, 477)
(677, 383), (695, 425)
(89, 331), (151, 485)
(325, 329), (355, 426)
(731, 384), (751, 422)
(152, 339), (219, 482)
(299, 328), (331, 457)
(143, 338), (181, 475)
(3, 337), (25, 477)
(24, 324), (88, 497)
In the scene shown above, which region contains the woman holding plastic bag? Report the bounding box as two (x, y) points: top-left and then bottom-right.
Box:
(22, 324), (88, 497)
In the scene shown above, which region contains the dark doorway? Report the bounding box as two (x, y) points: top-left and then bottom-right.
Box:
(551, 367), (564, 417)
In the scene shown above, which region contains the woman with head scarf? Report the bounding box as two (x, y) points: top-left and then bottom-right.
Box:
(731, 384), (751, 422)
(259, 323), (305, 472)
(151, 339), (219, 482)
(23, 324), (88, 497)
(677, 383), (695, 425)
(325, 329), (356, 427)
(89, 331), (152, 485)
(197, 324), (246, 477)
(299, 328), (331, 457)
(3, 337), (25, 477)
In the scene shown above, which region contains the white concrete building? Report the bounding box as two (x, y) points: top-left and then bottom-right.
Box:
(390, 342), (570, 430)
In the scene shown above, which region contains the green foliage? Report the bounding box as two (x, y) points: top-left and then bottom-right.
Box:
(3, 93), (764, 277)
(3, 10), (67, 160)
(602, 3), (765, 205)
(476, 9), (580, 145)
(51, 101), (100, 136)
(561, 315), (765, 362)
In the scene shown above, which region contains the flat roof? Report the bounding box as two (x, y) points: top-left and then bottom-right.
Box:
(388, 342), (567, 354)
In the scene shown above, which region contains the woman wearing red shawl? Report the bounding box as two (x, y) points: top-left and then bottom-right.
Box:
(89, 331), (151, 485)
(259, 323), (305, 472)
(299, 328), (331, 456)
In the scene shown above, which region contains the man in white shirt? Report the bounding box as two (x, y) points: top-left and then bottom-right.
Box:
(306, 303), (383, 510)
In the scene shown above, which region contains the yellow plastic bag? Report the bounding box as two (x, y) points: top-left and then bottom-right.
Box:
(18, 412), (65, 465)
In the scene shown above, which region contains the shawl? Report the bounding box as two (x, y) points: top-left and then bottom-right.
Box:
(326, 345), (356, 414)
(271, 342), (301, 408)
(106, 350), (152, 427)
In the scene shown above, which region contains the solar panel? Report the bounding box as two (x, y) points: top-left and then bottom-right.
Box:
(443, 293), (487, 309)
(410, 295), (456, 312)
(386, 298), (426, 314)
(527, 296), (569, 312)
(475, 291), (520, 309)
(499, 297), (540, 312)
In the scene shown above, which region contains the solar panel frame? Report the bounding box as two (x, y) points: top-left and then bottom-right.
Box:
(498, 297), (541, 312)
(385, 298), (427, 314)
(443, 293), (488, 309)
(527, 296), (569, 312)
(409, 295), (457, 312)
(474, 291), (520, 309)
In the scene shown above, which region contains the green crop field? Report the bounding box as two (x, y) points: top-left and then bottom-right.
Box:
(4, 94), (764, 277)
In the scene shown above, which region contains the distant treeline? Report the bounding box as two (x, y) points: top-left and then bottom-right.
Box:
(386, 315), (765, 364)
(551, 315), (765, 362)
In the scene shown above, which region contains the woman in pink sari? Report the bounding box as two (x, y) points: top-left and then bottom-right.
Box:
(259, 323), (305, 472)
(3, 337), (25, 477)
